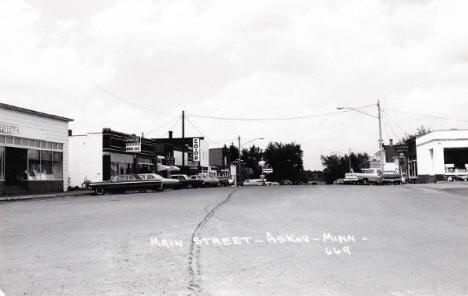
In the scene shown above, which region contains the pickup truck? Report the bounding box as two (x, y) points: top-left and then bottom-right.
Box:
(344, 168), (402, 185)
(344, 168), (382, 185)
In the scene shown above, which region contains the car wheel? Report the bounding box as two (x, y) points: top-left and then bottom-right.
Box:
(157, 184), (165, 192)
(95, 187), (105, 195)
(361, 179), (369, 185)
(186, 184), (193, 189)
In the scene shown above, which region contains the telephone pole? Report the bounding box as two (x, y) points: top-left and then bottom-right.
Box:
(182, 110), (185, 174)
(337, 100), (385, 174)
(377, 100), (384, 174)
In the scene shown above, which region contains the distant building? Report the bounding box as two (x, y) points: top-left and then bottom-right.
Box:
(152, 132), (208, 175)
(370, 139), (400, 172)
(0, 103), (72, 195)
(209, 147), (231, 177)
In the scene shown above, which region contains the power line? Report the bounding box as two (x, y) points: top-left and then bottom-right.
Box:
(382, 114), (401, 142)
(185, 116), (217, 143)
(187, 103), (377, 122)
(186, 110), (349, 121)
(383, 111), (407, 135)
(145, 116), (179, 136)
(386, 109), (468, 124)
(94, 85), (173, 117)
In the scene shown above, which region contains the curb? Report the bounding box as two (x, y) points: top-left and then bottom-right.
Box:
(0, 190), (93, 202)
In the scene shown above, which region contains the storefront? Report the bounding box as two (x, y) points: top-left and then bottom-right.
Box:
(153, 134), (207, 175)
(416, 129), (468, 182)
(69, 128), (177, 187)
(0, 103), (72, 195)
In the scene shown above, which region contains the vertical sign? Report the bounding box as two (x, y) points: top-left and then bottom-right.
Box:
(192, 138), (200, 162)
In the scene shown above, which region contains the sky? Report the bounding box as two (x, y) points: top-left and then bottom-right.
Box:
(1, 0), (468, 169)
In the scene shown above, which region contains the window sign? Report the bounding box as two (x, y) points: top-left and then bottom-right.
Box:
(193, 138), (200, 162)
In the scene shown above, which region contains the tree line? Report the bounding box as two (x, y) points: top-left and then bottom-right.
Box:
(223, 141), (308, 183)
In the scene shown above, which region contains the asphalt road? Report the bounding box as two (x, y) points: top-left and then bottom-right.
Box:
(1, 185), (467, 296)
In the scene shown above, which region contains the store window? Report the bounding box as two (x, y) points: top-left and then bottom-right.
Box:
(0, 146), (4, 180)
(41, 151), (53, 175)
(28, 149), (41, 179)
(110, 153), (134, 176)
(27, 150), (63, 180)
(53, 152), (63, 179)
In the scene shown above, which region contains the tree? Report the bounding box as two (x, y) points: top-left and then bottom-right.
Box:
(241, 145), (263, 178)
(399, 125), (431, 143)
(263, 142), (304, 183)
(320, 152), (370, 184)
(225, 143), (239, 163)
(301, 170), (324, 183)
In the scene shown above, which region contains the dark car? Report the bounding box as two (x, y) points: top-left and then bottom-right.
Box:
(170, 174), (204, 189)
(89, 174), (162, 195)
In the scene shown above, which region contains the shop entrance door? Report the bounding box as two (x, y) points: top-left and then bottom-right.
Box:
(5, 147), (28, 192)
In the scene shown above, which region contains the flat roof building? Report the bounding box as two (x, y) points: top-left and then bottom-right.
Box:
(0, 103), (73, 195)
(416, 129), (468, 182)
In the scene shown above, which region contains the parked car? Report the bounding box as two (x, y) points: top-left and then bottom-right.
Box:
(381, 171), (403, 185)
(344, 168), (382, 185)
(218, 177), (231, 187)
(190, 175), (220, 187)
(170, 174), (204, 189)
(334, 178), (345, 185)
(280, 179), (293, 185)
(89, 174), (162, 195)
(265, 181), (280, 186)
(243, 179), (265, 186)
(138, 173), (180, 190)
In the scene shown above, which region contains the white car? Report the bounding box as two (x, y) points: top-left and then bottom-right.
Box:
(243, 179), (265, 186)
(138, 173), (180, 190)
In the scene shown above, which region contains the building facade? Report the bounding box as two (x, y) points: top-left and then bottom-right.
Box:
(153, 134), (208, 175)
(416, 129), (468, 183)
(209, 147), (231, 177)
(0, 103), (72, 195)
(69, 128), (172, 187)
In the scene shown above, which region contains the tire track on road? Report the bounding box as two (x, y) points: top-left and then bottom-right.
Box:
(187, 189), (239, 295)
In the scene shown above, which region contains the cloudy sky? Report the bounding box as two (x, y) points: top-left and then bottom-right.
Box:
(1, 0), (467, 169)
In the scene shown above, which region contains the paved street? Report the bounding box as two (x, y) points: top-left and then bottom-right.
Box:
(1, 185), (468, 296)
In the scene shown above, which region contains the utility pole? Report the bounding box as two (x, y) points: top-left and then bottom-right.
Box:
(238, 135), (241, 186)
(182, 110), (185, 174)
(377, 100), (384, 174)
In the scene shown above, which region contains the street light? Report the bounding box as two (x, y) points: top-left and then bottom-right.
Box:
(236, 136), (264, 187)
(337, 100), (384, 174)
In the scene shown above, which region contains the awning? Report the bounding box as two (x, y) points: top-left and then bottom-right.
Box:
(157, 163), (170, 171)
(169, 166), (180, 172)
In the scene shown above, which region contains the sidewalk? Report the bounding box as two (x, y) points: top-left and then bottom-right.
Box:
(0, 190), (93, 202)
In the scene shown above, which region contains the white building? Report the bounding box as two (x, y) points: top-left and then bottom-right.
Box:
(0, 103), (72, 195)
(69, 132), (103, 188)
(69, 129), (167, 188)
(416, 129), (468, 182)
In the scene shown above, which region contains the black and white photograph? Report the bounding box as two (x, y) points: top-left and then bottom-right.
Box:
(0, 0), (467, 295)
